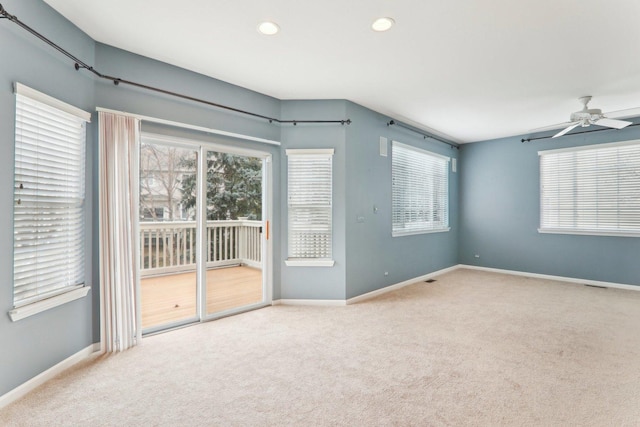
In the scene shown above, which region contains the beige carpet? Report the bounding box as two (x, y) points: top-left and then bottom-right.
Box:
(2, 269), (640, 426)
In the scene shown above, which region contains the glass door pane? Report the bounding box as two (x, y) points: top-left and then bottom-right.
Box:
(139, 142), (199, 332)
(204, 150), (264, 316)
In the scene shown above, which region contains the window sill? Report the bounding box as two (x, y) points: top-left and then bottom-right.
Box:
(8, 286), (91, 322)
(538, 228), (640, 238)
(392, 227), (451, 237)
(285, 259), (335, 267)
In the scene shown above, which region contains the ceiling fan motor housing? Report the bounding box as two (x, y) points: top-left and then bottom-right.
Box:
(571, 104), (604, 127)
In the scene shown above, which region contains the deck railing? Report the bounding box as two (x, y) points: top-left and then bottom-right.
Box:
(140, 220), (262, 277)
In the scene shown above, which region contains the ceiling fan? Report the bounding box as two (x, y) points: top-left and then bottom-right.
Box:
(542, 96), (634, 138)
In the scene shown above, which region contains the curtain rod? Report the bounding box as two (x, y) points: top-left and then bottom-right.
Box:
(387, 120), (459, 150)
(0, 4), (351, 127)
(521, 122), (640, 143)
(96, 107), (281, 146)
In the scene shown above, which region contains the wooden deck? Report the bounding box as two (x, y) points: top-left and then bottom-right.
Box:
(141, 265), (263, 330)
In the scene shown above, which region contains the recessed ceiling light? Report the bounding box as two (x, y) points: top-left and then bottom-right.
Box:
(372, 17), (395, 32)
(258, 21), (280, 36)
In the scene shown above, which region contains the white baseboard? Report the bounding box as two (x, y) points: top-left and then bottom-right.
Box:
(272, 299), (346, 307)
(0, 343), (100, 409)
(268, 265), (638, 307)
(272, 265), (461, 307)
(346, 265), (460, 304)
(459, 265), (639, 292)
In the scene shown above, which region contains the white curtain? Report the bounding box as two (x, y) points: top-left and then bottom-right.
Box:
(99, 111), (141, 353)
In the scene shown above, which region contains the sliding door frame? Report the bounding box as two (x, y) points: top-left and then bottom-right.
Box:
(139, 132), (273, 333)
(198, 143), (273, 321)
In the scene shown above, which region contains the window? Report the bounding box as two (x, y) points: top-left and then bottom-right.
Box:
(285, 149), (334, 267)
(392, 141), (450, 236)
(11, 83), (91, 319)
(539, 140), (640, 236)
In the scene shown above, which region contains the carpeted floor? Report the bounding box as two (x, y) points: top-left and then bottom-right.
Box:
(2, 269), (640, 426)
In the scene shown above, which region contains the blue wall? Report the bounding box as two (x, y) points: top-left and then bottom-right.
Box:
(459, 126), (640, 285)
(344, 102), (460, 298)
(4, 0), (638, 403)
(279, 100), (348, 300)
(0, 0), (96, 397)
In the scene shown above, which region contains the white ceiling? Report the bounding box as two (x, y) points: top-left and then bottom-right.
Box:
(43, 0), (640, 143)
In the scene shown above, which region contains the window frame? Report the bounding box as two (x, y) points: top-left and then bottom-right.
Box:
(285, 148), (335, 267)
(9, 83), (91, 321)
(538, 139), (640, 238)
(391, 141), (451, 237)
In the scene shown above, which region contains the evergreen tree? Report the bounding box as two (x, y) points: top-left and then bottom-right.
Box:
(180, 152), (262, 220)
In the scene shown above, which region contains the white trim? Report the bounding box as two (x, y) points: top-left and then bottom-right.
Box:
(538, 138), (640, 155)
(0, 343), (99, 409)
(96, 107), (280, 146)
(392, 140), (451, 161)
(392, 227), (451, 237)
(8, 287), (91, 322)
(272, 299), (346, 307)
(274, 264), (639, 307)
(346, 265), (460, 304)
(459, 265), (640, 292)
(538, 228), (640, 238)
(15, 83), (91, 122)
(142, 132), (272, 159)
(204, 302), (272, 320)
(273, 265), (459, 306)
(284, 259), (335, 267)
(285, 148), (335, 156)
(263, 155), (274, 305)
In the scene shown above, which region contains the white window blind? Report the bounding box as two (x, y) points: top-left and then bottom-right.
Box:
(286, 149), (333, 261)
(13, 83), (90, 307)
(539, 140), (640, 236)
(392, 141), (450, 236)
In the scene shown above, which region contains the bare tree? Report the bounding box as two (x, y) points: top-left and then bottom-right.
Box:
(140, 144), (193, 221)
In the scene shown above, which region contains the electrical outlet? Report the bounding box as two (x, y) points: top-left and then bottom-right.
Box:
(384, 271), (389, 276)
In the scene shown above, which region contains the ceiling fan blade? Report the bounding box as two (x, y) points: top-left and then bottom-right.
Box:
(594, 117), (632, 129)
(552, 122), (580, 138)
(529, 121), (575, 133)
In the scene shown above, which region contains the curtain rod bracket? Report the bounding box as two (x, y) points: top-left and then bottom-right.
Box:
(0, 4), (15, 21)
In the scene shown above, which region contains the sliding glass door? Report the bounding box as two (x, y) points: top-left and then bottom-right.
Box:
(139, 135), (270, 334)
(203, 150), (265, 318)
(139, 142), (199, 332)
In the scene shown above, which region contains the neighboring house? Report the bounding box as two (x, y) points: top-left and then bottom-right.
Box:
(139, 144), (195, 221)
